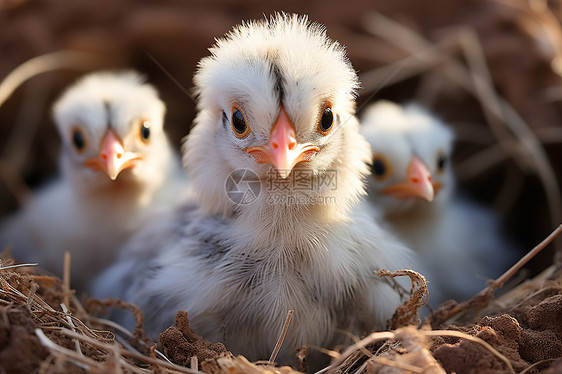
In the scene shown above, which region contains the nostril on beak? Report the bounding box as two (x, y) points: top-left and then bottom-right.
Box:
(411, 177), (419, 183)
(117, 153), (122, 159)
(428, 175), (432, 181)
(272, 142), (279, 150)
(101, 153), (108, 160)
(288, 140), (296, 150)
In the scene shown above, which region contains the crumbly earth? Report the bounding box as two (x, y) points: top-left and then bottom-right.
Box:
(159, 310), (228, 367)
(428, 279), (562, 373)
(432, 315), (540, 373)
(0, 303), (48, 373)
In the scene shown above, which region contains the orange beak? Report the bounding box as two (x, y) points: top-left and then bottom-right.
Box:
(83, 129), (143, 180)
(244, 107), (319, 179)
(381, 156), (434, 202)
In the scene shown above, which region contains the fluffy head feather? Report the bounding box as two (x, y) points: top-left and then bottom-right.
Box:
(360, 101), (455, 215)
(184, 13), (368, 219)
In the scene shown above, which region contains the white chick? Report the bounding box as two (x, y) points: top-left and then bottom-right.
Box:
(0, 71), (186, 291)
(360, 100), (517, 305)
(94, 14), (416, 365)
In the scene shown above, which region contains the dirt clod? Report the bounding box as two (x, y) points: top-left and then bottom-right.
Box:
(432, 314), (528, 374)
(159, 310), (228, 367)
(0, 304), (48, 373)
(543, 357), (562, 374)
(520, 329), (562, 363)
(430, 287), (562, 374)
(526, 294), (562, 338)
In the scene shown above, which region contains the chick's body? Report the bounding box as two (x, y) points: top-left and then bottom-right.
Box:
(102, 198), (411, 363)
(0, 71), (186, 291)
(94, 15), (415, 364)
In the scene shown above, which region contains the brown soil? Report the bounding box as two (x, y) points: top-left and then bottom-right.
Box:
(432, 315), (541, 373)
(159, 310), (228, 368)
(0, 304), (48, 373)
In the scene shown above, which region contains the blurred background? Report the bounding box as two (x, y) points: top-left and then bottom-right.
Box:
(0, 0), (561, 275)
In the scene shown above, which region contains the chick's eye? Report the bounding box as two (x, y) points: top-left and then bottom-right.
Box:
(139, 120), (151, 143)
(71, 127), (86, 153)
(231, 107), (250, 138)
(318, 105), (334, 135)
(371, 156), (390, 181)
(436, 153), (447, 172)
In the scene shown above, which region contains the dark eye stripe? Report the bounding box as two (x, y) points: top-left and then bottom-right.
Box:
(222, 111), (228, 129)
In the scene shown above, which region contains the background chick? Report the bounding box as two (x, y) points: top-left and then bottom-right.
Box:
(360, 100), (518, 305)
(0, 71), (187, 291)
(94, 14), (416, 365)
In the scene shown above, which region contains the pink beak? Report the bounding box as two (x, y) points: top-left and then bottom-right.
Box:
(381, 156), (434, 202)
(244, 107), (319, 179)
(83, 129), (143, 180)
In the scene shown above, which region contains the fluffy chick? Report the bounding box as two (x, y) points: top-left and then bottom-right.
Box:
(0, 71), (186, 291)
(94, 14), (416, 365)
(360, 100), (517, 304)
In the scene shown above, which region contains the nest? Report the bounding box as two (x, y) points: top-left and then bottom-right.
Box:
(0, 226), (559, 373)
